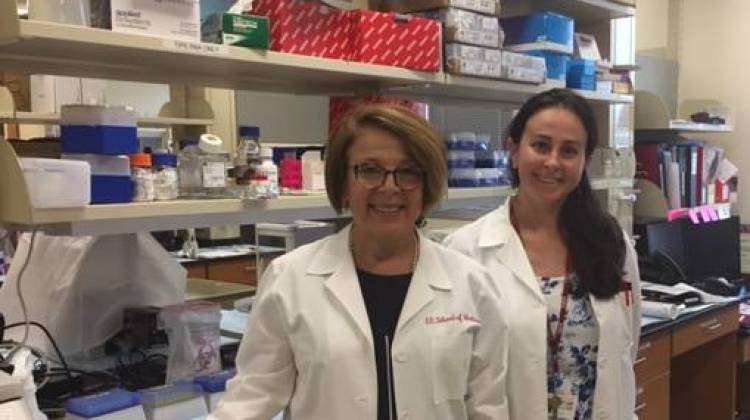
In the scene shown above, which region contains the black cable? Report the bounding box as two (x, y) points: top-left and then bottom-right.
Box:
(2, 321), (74, 383)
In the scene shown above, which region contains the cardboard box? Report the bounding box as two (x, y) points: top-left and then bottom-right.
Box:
(423, 8), (502, 48)
(381, 0), (500, 16)
(202, 13), (269, 49)
(107, 0), (201, 42)
(351, 11), (441, 71)
(252, 0), (354, 60)
(445, 44), (502, 78)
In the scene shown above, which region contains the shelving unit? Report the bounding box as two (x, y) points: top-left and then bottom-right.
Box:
(0, 138), (508, 235)
(0, 111), (214, 127)
(0, 0), (634, 235)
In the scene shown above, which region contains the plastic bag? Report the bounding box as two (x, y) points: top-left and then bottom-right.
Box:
(0, 232), (186, 358)
(160, 301), (222, 383)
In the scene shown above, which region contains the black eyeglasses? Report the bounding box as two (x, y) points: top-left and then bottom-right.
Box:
(351, 163), (423, 191)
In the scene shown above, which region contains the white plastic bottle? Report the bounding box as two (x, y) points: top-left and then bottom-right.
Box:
(301, 150), (325, 191)
(258, 146), (279, 197)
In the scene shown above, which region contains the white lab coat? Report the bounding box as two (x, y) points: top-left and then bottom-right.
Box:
(210, 225), (510, 420)
(444, 202), (642, 420)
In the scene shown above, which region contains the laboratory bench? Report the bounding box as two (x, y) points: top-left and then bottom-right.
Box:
(636, 300), (744, 420)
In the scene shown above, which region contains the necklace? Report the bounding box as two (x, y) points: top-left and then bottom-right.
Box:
(349, 228), (420, 273)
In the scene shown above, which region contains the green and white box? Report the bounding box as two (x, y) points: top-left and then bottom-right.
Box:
(202, 13), (270, 49)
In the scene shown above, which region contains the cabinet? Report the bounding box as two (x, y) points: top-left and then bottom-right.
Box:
(638, 304), (740, 420)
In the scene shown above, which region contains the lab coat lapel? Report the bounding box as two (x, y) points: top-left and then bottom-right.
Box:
(396, 234), (450, 334)
(481, 203), (545, 304)
(314, 226), (374, 346)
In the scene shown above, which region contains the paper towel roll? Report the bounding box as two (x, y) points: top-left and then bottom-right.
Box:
(642, 300), (685, 320)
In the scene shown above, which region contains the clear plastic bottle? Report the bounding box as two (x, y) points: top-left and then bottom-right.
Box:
(131, 153), (155, 202)
(153, 153), (179, 201)
(177, 135), (231, 198)
(178, 139), (202, 197)
(234, 126), (262, 199)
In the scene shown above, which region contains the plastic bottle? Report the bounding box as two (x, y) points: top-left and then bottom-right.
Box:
(234, 126), (261, 199)
(153, 153), (179, 200)
(301, 150), (325, 191)
(197, 134), (230, 198)
(257, 146), (279, 198)
(280, 151), (302, 191)
(131, 153), (155, 202)
(177, 139), (202, 197)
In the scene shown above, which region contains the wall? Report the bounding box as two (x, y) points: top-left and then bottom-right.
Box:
(676, 0), (750, 220)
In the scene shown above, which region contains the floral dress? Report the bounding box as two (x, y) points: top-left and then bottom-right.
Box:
(540, 274), (599, 420)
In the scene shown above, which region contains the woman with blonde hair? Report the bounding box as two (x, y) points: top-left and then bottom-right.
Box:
(211, 104), (511, 420)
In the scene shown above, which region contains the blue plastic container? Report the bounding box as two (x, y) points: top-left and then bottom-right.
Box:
(567, 75), (597, 91)
(91, 175), (133, 204)
(567, 59), (597, 77)
(194, 369), (237, 393)
(447, 150), (476, 169)
(499, 12), (574, 52)
(526, 50), (570, 81)
(66, 389), (142, 418)
(61, 125), (139, 155)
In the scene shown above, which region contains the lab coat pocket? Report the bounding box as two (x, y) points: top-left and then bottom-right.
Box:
(431, 331), (472, 402)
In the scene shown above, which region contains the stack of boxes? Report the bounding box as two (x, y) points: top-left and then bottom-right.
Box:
(251, 0), (442, 72)
(60, 105), (139, 204)
(499, 11), (575, 87)
(445, 132), (506, 188)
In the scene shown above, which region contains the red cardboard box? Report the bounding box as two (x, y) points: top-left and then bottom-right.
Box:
(252, 0), (354, 60)
(351, 11), (441, 72)
(329, 96), (428, 134)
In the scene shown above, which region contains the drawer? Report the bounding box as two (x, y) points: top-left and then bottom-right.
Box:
(672, 305), (739, 356)
(635, 332), (670, 384)
(184, 262), (207, 279)
(740, 335), (750, 364)
(207, 258), (257, 286)
(634, 372), (669, 420)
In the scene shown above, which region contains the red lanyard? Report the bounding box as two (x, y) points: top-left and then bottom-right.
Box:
(509, 202), (574, 376)
(547, 257), (572, 376)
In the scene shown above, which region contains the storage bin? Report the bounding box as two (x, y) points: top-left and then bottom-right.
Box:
(20, 158), (91, 208)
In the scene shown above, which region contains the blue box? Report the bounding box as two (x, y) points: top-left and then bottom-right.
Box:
(61, 125), (139, 155)
(91, 175), (133, 204)
(499, 12), (574, 53)
(567, 58), (597, 77)
(66, 389), (141, 418)
(526, 50), (570, 81)
(567, 74), (597, 91)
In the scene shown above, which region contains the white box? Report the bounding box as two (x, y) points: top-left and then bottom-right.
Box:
(62, 154), (131, 176)
(110, 0), (200, 42)
(60, 104), (137, 127)
(20, 158), (91, 208)
(30, 75), (82, 114)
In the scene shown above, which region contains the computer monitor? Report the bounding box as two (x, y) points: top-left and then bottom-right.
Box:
(636, 216), (741, 282)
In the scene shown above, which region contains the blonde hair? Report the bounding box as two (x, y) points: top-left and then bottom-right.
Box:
(325, 104), (447, 219)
